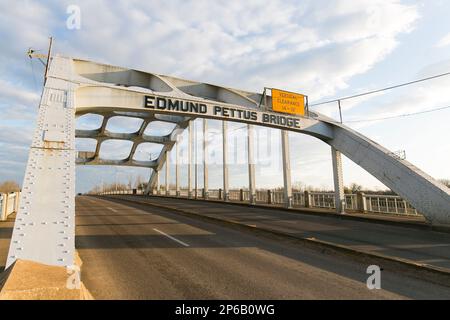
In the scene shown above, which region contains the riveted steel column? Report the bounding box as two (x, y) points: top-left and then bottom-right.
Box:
(203, 119), (209, 199)
(6, 56), (76, 268)
(332, 146), (345, 214)
(175, 137), (180, 197)
(165, 150), (170, 196)
(188, 121), (193, 198)
(281, 130), (293, 208)
(222, 121), (229, 201)
(248, 124), (256, 204)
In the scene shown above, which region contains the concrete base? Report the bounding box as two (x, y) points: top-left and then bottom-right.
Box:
(0, 255), (93, 300)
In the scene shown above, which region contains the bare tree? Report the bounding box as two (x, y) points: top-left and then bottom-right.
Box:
(439, 179), (450, 189)
(88, 182), (130, 194)
(127, 174), (133, 189)
(135, 175), (147, 190)
(345, 182), (362, 194)
(0, 180), (20, 193)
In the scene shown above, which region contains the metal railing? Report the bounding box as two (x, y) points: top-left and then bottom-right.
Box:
(364, 194), (419, 215)
(292, 192), (305, 206)
(229, 190), (240, 201)
(1, 192), (20, 221)
(256, 190), (268, 203)
(308, 193), (358, 211)
(98, 188), (421, 217)
(208, 189), (220, 199)
(310, 192), (335, 208)
(272, 191), (285, 204)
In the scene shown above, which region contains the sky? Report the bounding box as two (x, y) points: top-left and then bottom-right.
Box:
(0, 0), (450, 193)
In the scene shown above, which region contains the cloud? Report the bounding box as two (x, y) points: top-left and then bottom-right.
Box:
(0, 0), (422, 191)
(51, 0), (418, 97)
(342, 58), (450, 130)
(0, 79), (40, 106)
(436, 32), (450, 48)
(0, 127), (33, 148)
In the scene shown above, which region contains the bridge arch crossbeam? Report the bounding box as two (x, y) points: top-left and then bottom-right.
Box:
(75, 108), (195, 169)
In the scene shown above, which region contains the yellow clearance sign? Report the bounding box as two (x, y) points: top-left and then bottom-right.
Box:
(271, 89), (305, 116)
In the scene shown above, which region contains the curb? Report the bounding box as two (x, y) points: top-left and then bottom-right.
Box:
(131, 194), (450, 234)
(103, 195), (450, 288)
(74, 250), (94, 300)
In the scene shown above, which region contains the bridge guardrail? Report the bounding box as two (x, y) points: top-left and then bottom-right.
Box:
(1, 191), (20, 221)
(97, 188), (420, 217)
(364, 194), (419, 215)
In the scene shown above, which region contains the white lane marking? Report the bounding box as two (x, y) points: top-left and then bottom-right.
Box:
(107, 207), (118, 212)
(153, 228), (189, 247)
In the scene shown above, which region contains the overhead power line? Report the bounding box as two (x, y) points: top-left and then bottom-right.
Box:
(29, 58), (38, 91)
(310, 71), (450, 107)
(344, 105), (450, 123)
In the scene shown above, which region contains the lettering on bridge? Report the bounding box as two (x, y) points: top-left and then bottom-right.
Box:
(144, 94), (302, 130)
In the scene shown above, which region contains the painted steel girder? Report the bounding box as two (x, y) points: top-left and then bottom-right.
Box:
(7, 55), (450, 271)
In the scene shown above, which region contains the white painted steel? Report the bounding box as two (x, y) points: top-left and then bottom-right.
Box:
(6, 56), (76, 268)
(222, 121), (229, 201)
(281, 130), (292, 208)
(9, 55), (450, 268)
(247, 124), (256, 204)
(0, 192), (20, 221)
(331, 146), (345, 214)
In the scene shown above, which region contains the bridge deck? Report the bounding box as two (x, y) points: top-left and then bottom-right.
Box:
(107, 195), (450, 270)
(74, 196), (450, 299)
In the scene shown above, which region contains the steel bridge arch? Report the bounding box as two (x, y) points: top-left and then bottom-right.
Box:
(5, 55), (450, 269)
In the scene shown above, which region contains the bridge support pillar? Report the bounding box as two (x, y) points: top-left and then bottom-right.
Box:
(247, 124), (256, 204)
(304, 191), (311, 208)
(203, 119), (209, 199)
(165, 150), (170, 196)
(188, 121), (194, 198)
(155, 169), (160, 195)
(222, 121), (229, 201)
(281, 130), (293, 208)
(6, 56), (76, 268)
(356, 192), (367, 212)
(175, 137), (180, 197)
(331, 146), (345, 214)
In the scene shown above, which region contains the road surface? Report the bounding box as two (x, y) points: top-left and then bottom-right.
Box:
(75, 196), (450, 299)
(112, 195), (450, 270)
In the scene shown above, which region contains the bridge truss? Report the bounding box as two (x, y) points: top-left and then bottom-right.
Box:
(6, 55), (450, 268)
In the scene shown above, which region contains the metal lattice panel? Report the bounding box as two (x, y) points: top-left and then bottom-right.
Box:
(76, 113), (191, 168)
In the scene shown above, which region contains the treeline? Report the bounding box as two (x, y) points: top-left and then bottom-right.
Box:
(0, 180), (20, 193)
(88, 181), (149, 194)
(88, 179), (450, 195)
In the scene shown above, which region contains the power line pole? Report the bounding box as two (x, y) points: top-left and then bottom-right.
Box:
(44, 36), (53, 83)
(27, 36), (53, 84)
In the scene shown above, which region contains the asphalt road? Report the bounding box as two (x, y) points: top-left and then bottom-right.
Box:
(112, 195), (450, 270)
(75, 196), (450, 299)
